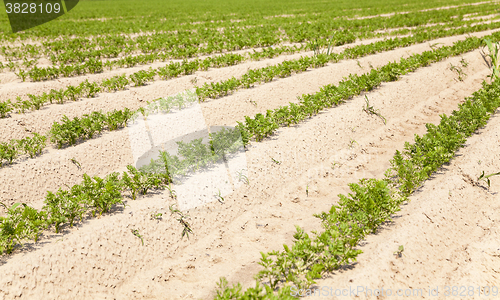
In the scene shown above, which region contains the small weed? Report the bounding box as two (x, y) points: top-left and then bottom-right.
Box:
(215, 189), (225, 203)
(394, 245), (405, 258)
(429, 42), (443, 50)
(190, 77), (198, 85)
(150, 212), (162, 221)
(169, 204), (193, 239)
(460, 58), (469, 68)
(348, 139), (358, 149)
(306, 184), (309, 197)
(237, 169), (249, 185)
(363, 96), (386, 124)
(356, 60), (363, 69)
(477, 171), (500, 188)
(481, 39), (500, 81)
(271, 157), (281, 165)
(331, 161), (340, 169)
(131, 229), (144, 246)
(70, 157), (81, 170)
(166, 184), (177, 200)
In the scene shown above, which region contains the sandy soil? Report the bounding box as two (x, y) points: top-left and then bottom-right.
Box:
(0, 26), (499, 300)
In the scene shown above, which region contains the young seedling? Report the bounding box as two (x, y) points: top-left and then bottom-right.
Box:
(477, 171), (500, 188)
(331, 161), (341, 169)
(348, 139), (358, 149)
(350, 126), (358, 133)
(166, 184), (177, 200)
(429, 42), (443, 50)
(190, 77), (198, 85)
(215, 189), (225, 203)
(363, 96), (387, 124)
(356, 60), (363, 69)
(169, 204), (193, 239)
(237, 169), (249, 185)
(150, 212), (162, 221)
(449, 64), (466, 81)
(306, 184), (309, 197)
(271, 157), (281, 165)
(131, 229), (144, 246)
(481, 39), (500, 81)
(394, 245), (405, 258)
(249, 100), (257, 107)
(70, 157), (81, 170)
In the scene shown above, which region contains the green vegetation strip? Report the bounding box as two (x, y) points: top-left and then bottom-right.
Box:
(211, 56), (500, 300)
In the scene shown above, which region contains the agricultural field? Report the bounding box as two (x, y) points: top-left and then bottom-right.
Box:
(1, 0), (500, 299)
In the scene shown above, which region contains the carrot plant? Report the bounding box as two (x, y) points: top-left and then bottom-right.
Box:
(15, 133), (47, 158)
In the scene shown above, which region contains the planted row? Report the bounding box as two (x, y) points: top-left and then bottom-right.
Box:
(0, 54), (243, 117)
(212, 49), (500, 300)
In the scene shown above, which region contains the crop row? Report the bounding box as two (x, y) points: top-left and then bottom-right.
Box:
(212, 52), (500, 300)
(14, 50), (247, 82)
(0, 109), (131, 167)
(234, 34), (500, 144)
(139, 128), (244, 178)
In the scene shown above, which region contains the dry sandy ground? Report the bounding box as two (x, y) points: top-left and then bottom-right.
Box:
(0, 28), (499, 299)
